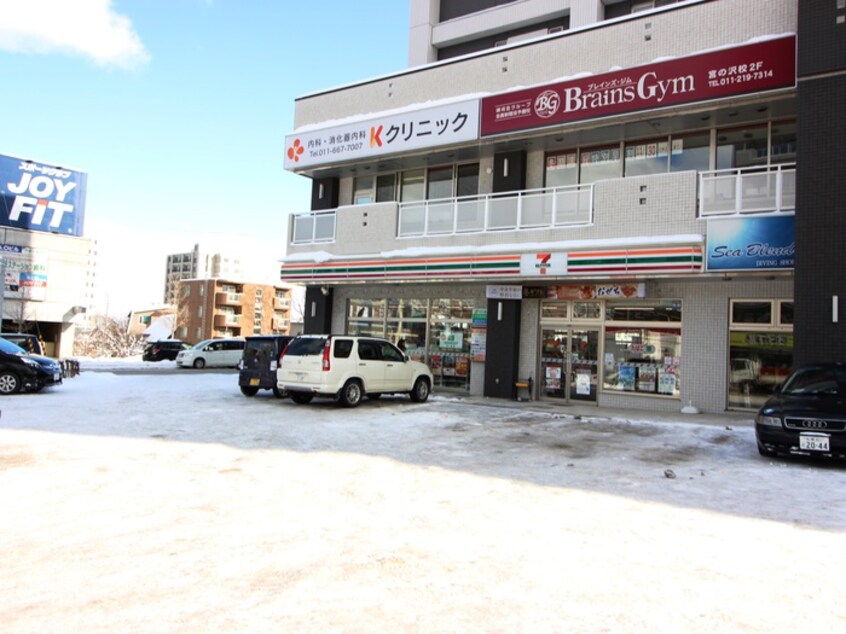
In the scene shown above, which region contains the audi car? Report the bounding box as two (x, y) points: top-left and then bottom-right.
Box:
(755, 362), (846, 460)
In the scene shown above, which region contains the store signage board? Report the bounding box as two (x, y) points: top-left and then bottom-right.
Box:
(481, 36), (796, 137)
(706, 216), (795, 271)
(1, 244), (48, 300)
(284, 99), (480, 170)
(486, 285), (522, 299)
(0, 154), (87, 236)
(519, 252), (568, 276)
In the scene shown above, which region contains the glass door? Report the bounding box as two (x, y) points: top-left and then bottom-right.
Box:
(540, 327), (599, 403)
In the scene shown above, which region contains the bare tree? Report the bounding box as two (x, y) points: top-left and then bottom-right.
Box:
(73, 314), (144, 358)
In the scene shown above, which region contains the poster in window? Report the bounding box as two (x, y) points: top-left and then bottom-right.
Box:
(455, 355), (469, 376)
(545, 365), (562, 391)
(638, 365), (657, 393)
(576, 371), (591, 396)
(658, 370), (677, 395)
(619, 365), (636, 391)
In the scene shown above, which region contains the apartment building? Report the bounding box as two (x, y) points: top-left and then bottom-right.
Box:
(280, 0), (845, 413)
(163, 243), (244, 306)
(175, 278), (292, 344)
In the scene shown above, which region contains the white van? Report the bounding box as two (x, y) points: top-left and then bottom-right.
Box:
(176, 338), (245, 369)
(277, 335), (433, 407)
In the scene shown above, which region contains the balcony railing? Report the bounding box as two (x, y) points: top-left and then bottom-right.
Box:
(397, 184), (594, 238)
(699, 163), (795, 217)
(292, 209), (336, 244)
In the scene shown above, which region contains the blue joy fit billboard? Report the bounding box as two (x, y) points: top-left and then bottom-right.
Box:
(0, 153), (87, 236)
(706, 216), (795, 271)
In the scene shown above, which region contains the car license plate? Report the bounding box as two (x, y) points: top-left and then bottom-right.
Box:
(53, 372), (61, 381)
(799, 434), (830, 452)
(249, 378), (260, 386)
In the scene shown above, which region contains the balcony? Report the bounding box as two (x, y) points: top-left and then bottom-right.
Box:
(398, 184), (593, 238)
(273, 318), (289, 330)
(214, 313), (241, 328)
(699, 163), (795, 217)
(290, 184), (594, 247)
(274, 297), (290, 310)
(215, 291), (242, 306)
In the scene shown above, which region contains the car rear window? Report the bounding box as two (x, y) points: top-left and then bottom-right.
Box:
(286, 337), (327, 356)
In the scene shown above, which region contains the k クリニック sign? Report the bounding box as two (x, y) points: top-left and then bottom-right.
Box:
(0, 153), (87, 236)
(481, 36), (796, 137)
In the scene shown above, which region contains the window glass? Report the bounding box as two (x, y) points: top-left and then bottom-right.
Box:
(333, 339), (353, 358)
(379, 341), (404, 362)
(728, 331), (792, 409)
(353, 176), (373, 205)
(770, 122), (796, 164)
(603, 327), (681, 397)
(573, 301), (602, 320)
(624, 139), (669, 176)
(427, 166), (453, 200)
(376, 174), (396, 202)
(606, 299), (681, 322)
(541, 301), (568, 319)
(716, 125), (768, 169)
(388, 298), (428, 319)
(456, 164), (479, 197)
(348, 299), (386, 319)
(670, 133), (710, 172)
(579, 146), (621, 183)
(545, 152), (579, 188)
(779, 301), (794, 325)
(731, 301), (772, 324)
(400, 169), (425, 202)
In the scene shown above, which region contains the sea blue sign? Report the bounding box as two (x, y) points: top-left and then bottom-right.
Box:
(706, 216), (795, 271)
(0, 153), (87, 236)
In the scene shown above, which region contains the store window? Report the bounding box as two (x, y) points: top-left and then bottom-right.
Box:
(347, 299), (387, 337)
(624, 139), (669, 177)
(670, 133), (711, 173)
(428, 298), (475, 391)
(728, 299), (793, 409)
(386, 298), (428, 362)
(603, 299), (683, 397)
(580, 145), (622, 183)
(716, 125), (769, 169)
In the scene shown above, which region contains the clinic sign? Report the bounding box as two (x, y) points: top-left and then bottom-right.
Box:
(706, 216), (795, 271)
(0, 154), (87, 236)
(284, 99), (480, 170)
(481, 36), (796, 136)
(2, 244), (48, 301)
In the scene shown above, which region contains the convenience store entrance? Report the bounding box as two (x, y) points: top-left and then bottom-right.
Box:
(539, 327), (599, 403)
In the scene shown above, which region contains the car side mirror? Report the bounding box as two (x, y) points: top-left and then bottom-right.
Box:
(403, 353), (410, 362)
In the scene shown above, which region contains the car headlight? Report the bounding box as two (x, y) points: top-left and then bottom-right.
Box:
(22, 358), (40, 368)
(756, 414), (782, 427)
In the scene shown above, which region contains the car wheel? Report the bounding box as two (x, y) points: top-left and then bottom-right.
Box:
(272, 386), (287, 399)
(193, 358), (206, 369)
(367, 393), (382, 400)
(340, 380), (363, 407)
(0, 371), (21, 394)
(410, 377), (431, 403)
(290, 392), (314, 404)
(240, 385), (259, 396)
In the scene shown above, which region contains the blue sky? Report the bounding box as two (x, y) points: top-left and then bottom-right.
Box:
(0, 0), (409, 314)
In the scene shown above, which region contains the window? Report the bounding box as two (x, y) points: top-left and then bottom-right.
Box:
(603, 327), (682, 396)
(353, 176), (374, 205)
(545, 152), (579, 188)
(579, 145), (622, 183)
(731, 301), (772, 325)
(606, 299), (681, 322)
(197, 306), (203, 317)
(427, 166), (453, 200)
(376, 174), (396, 202)
(670, 133), (710, 173)
(400, 169), (425, 202)
(624, 139), (669, 177)
(717, 125), (769, 170)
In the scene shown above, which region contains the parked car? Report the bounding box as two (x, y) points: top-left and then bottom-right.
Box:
(238, 335), (294, 397)
(755, 362), (846, 459)
(176, 338), (245, 369)
(142, 339), (190, 362)
(0, 337), (63, 394)
(277, 334), (433, 407)
(1, 333), (43, 356)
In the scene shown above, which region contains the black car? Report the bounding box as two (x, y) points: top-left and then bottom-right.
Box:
(1, 333), (43, 355)
(142, 339), (190, 362)
(238, 335), (294, 397)
(0, 337), (63, 394)
(755, 362), (846, 459)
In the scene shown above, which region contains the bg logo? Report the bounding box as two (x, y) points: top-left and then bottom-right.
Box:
(534, 90), (560, 119)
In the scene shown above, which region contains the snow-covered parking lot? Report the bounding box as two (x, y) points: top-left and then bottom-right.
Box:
(1, 366), (845, 632)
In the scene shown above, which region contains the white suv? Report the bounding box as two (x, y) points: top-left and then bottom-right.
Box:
(277, 335), (433, 407)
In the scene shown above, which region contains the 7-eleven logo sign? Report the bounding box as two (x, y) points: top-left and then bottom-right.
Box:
(520, 252), (567, 276)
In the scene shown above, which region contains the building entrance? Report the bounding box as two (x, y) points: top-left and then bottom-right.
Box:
(539, 327), (599, 403)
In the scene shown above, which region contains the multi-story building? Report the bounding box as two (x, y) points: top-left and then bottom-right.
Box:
(1, 154), (94, 358)
(280, 0), (844, 414)
(163, 243), (244, 306)
(175, 278), (292, 344)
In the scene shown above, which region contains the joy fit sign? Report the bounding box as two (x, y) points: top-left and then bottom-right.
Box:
(0, 154), (87, 236)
